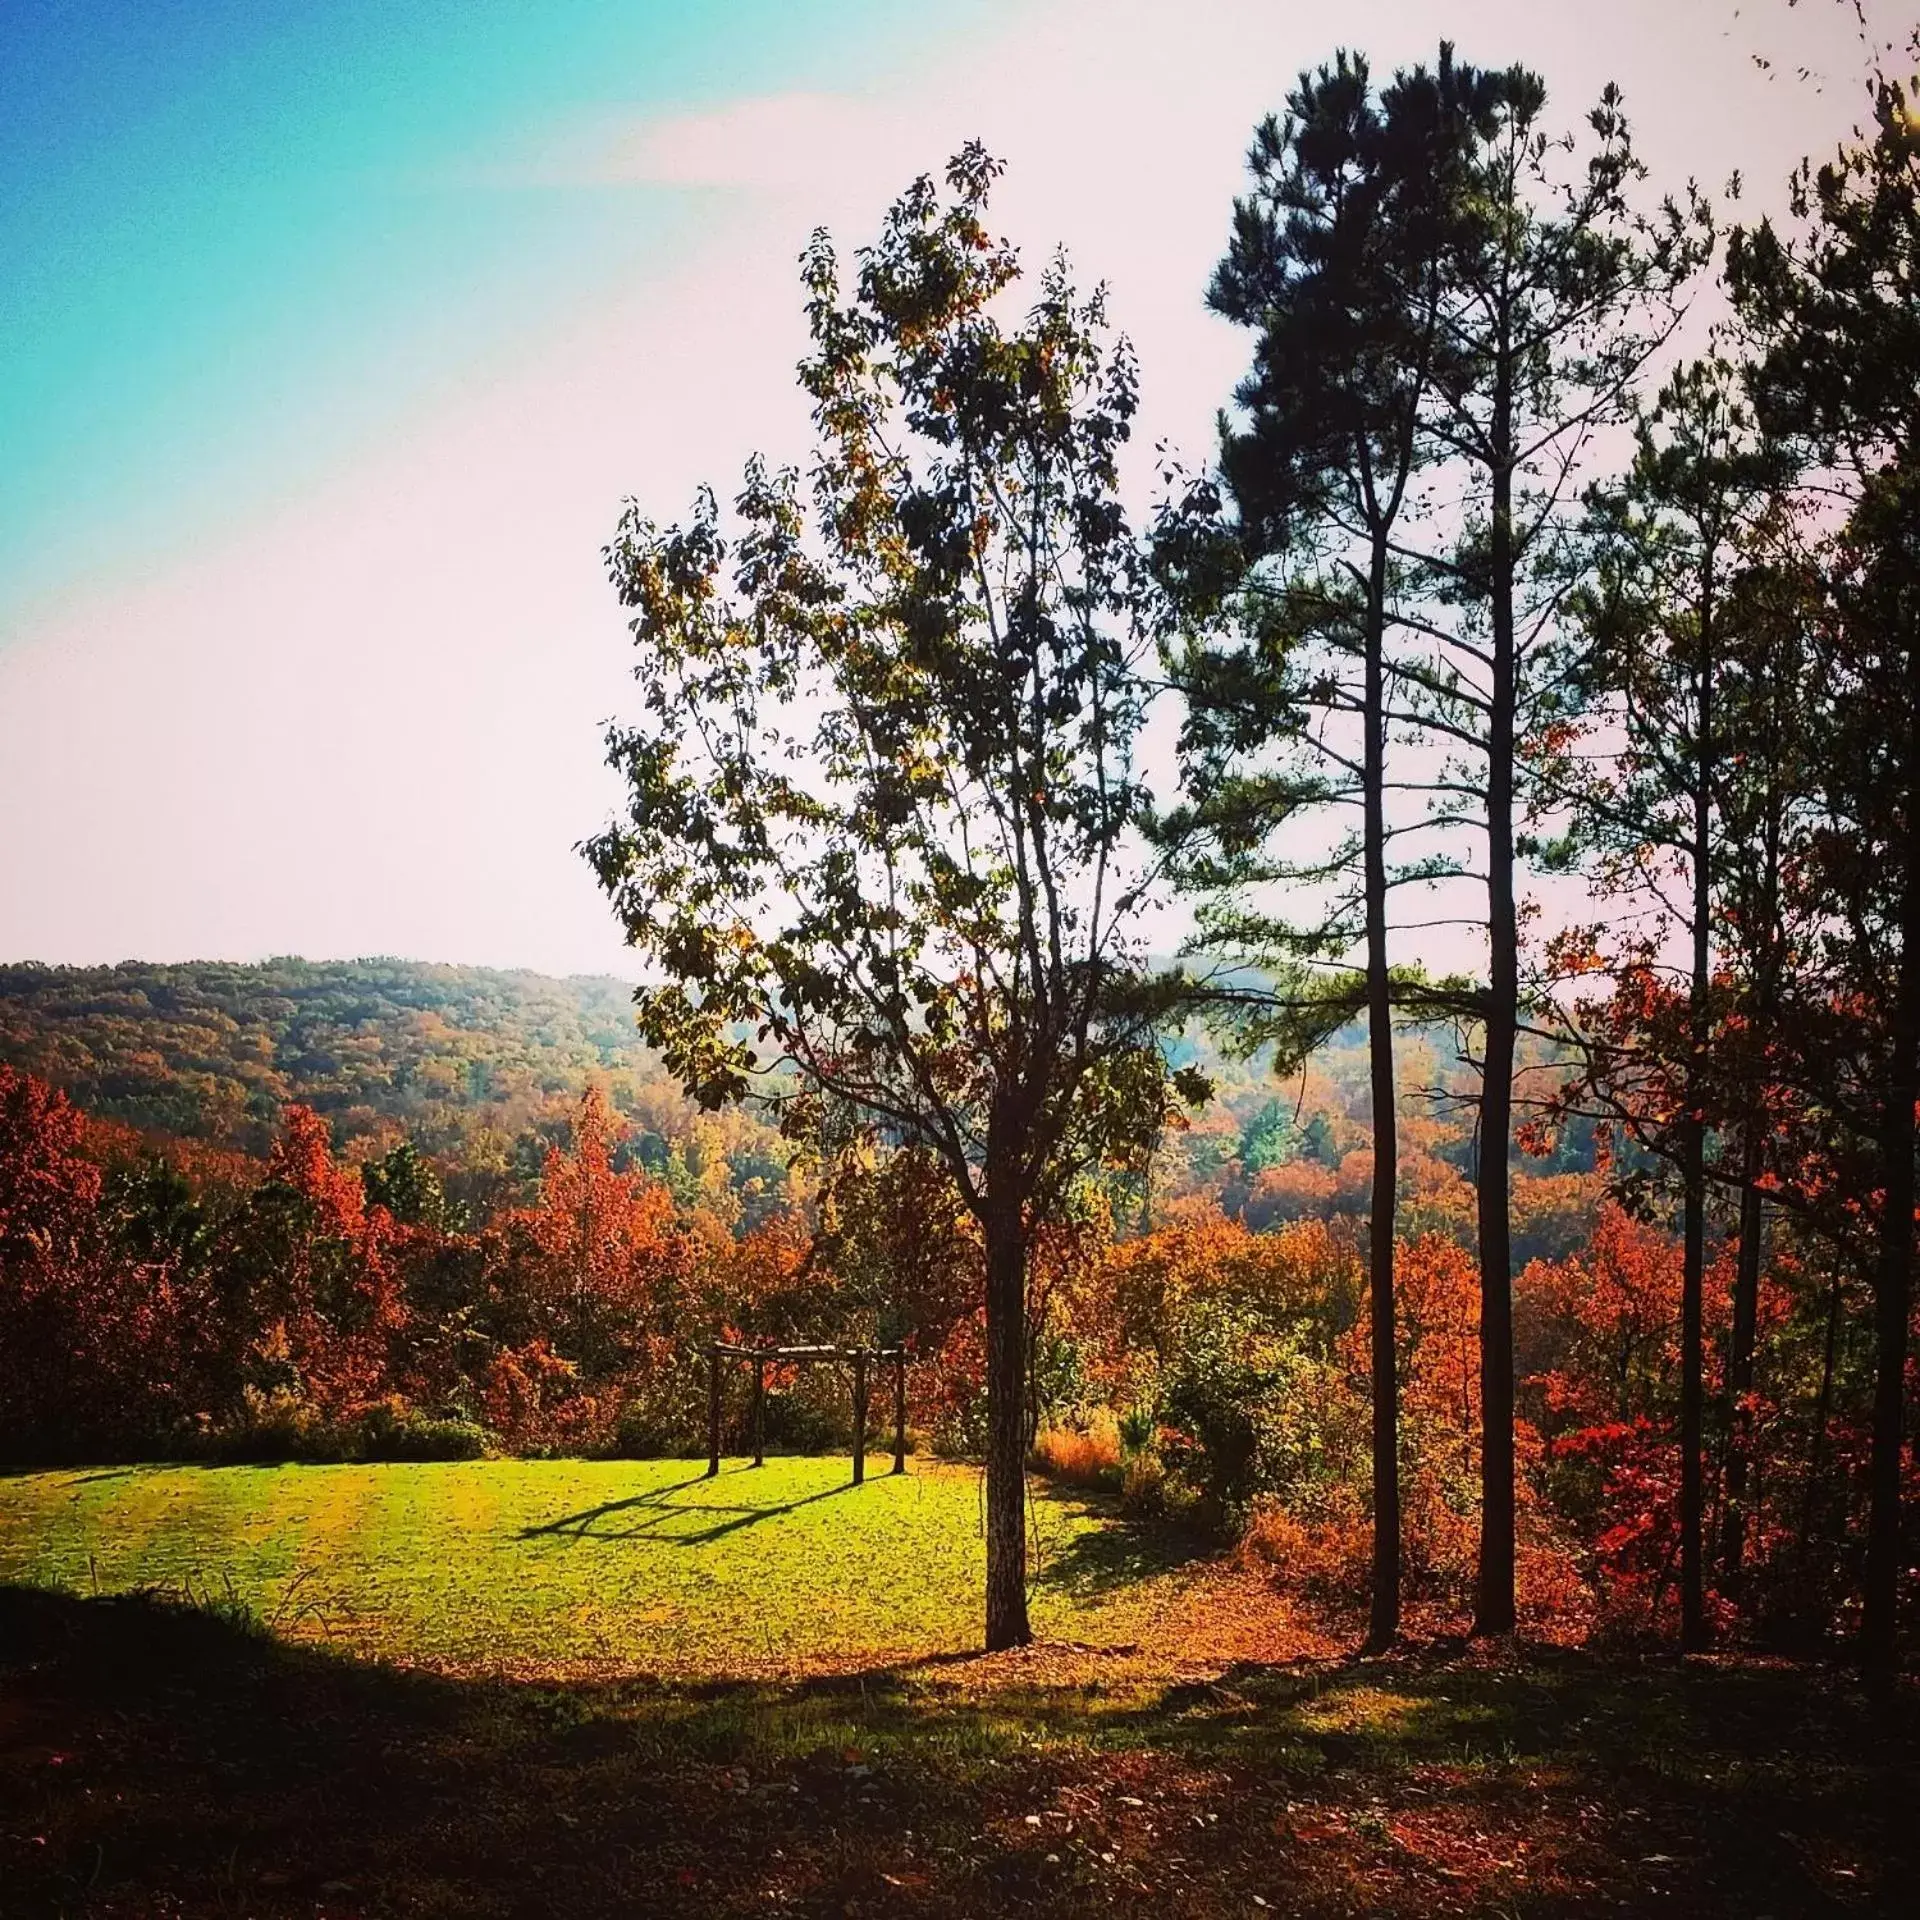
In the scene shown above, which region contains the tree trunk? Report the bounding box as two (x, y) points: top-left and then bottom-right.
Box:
(1680, 646), (1713, 1652)
(983, 1206), (1032, 1651)
(1475, 348), (1518, 1639)
(1726, 755), (1783, 1600)
(1680, 1119), (1707, 1648)
(851, 1349), (868, 1487)
(1795, 1266), (1843, 1578)
(1721, 1160), (1764, 1596)
(1862, 867), (1917, 1675)
(893, 1348), (908, 1475)
(1364, 540), (1401, 1653)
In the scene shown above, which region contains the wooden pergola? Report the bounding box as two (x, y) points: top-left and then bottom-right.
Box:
(705, 1341), (908, 1483)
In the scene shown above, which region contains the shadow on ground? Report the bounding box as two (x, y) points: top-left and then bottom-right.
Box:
(517, 1471), (862, 1547)
(1, 1583), (1912, 1917)
(1029, 1499), (1211, 1597)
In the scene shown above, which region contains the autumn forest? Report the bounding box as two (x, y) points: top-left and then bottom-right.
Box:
(3, 11), (1918, 1917)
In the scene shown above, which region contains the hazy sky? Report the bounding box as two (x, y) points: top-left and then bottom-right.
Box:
(0, 0), (1883, 977)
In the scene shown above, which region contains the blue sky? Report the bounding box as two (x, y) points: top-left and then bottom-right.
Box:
(1, 0), (1016, 626)
(0, 0), (1873, 976)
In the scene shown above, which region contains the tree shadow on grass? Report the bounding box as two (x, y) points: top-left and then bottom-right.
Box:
(2, 1583), (1915, 1919)
(1029, 1497), (1213, 1598)
(0, 1464), (142, 1483)
(520, 1469), (859, 1548)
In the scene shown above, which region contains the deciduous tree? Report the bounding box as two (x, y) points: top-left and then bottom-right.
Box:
(585, 148), (1202, 1649)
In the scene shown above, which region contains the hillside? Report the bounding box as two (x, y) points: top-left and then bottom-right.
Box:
(0, 958), (1318, 1147)
(0, 958), (665, 1154)
(0, 956), (1580, 1225)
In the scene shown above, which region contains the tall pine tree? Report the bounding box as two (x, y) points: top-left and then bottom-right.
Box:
(1414, 68), (1705, 1632)
(1162, 47), (1476, 1647)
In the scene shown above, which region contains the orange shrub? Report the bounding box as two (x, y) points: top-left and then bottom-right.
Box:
(1033, 1410), (1122, 1486)
(1240, 1486), (1371, 1604)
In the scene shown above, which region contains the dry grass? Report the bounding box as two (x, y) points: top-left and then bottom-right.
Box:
(1031, 1411), (1123, 1487)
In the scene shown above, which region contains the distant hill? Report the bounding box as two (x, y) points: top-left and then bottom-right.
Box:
(2, 955), (1541, 1200)
(0, 959), (663, 1153)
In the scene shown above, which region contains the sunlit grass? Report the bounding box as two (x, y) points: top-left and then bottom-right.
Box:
(0, 1456), (1144, 1675)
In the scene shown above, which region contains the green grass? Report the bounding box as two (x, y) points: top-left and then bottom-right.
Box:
(0, 1456), (1145, 1674)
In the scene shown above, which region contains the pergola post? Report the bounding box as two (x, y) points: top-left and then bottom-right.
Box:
(892, 1347), (907, 1475)
(706, 1343), (722, 1479)
(851, 1348), (868, 1486)
(752, 1357), (766, 1469)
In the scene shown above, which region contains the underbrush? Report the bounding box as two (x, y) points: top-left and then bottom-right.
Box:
(1032, 1409), (1123, 1490)
(200, 1390), (488, 1464)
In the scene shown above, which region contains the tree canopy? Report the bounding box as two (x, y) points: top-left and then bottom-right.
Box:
(585, 144), (1205, 1647)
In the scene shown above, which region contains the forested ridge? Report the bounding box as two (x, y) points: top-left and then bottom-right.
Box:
(0, 959), (662, 1149)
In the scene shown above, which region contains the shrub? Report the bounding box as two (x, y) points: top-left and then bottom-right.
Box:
(1116, 1402), (1157, 1455)
(1240, 1488), (1369, 1603)
(1157, 1296), (1356, 1533)
(1032, 1409), (1122, 1489)
(210, 1387), (354, 1463)
(1117, 1445), (1201, 1523)
(205, 1390), (491, 1463)
(354, 1397), (487, 1461)
(1120, 1446), (1166, 1512)
(759, 1382), (848, 1455)
(610, 1399), (695, 1458)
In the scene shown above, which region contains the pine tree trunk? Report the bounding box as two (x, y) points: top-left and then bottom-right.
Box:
(1680, 1123), (1707, 1648)
(983, 1206), (1032, 1652)
(1726, 762), (1783, 1600)
(1681, 652), (1713, 1652)
(1475, 353), (1518, 1640)
(1365, 543), (1401, 1652)
(1861, 863), (1917, 1675)
(1721, 1165), (1764, 1596)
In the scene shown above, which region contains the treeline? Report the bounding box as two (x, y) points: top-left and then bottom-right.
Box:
(0, 1043), (1596, 1456)
(0, 1069), (833, 1465)
(8, 1056), (1859, 1643)
(582, 29), (1919, 1663)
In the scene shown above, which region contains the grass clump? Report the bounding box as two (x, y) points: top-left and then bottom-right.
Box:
(1032, 1411), (1123, 1490)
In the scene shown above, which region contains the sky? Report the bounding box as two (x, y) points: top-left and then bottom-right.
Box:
(0, 0), (1885, 979)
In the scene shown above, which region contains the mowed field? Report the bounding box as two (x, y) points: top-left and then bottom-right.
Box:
(0, 1457), (1209, 1676)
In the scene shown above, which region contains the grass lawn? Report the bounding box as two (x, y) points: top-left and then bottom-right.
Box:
(2, 1458), (1914, 1916)
(0, 1456), (1261, 1677)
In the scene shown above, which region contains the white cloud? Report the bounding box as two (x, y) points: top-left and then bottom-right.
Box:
(556, 91), (926, 194)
